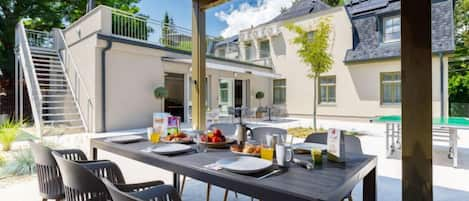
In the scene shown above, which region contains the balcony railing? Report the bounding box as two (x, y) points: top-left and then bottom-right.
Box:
(107, 7), (268, 67)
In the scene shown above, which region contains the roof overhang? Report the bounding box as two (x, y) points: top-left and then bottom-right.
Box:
(200, 0), (229, 10)
(162, 57), (281, 79)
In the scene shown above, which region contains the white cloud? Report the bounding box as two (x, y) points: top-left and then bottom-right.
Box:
(215, 0), (295, 38)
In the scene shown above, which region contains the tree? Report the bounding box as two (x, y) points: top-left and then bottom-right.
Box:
(286, 17), (333, 130)
(448, 0), (469, 116)
(161, 12), (178, 47)
(0, 0), (140, 114)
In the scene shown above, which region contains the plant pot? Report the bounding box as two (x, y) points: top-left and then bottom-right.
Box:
(256, 111), (264, 118)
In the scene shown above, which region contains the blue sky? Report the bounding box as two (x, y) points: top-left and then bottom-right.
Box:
(137, 0), (294, 38)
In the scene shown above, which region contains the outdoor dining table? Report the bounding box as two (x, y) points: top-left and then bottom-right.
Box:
(90, 135), (377, 201)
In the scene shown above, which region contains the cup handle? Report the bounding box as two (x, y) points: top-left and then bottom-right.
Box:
(286, 148), (294, 162)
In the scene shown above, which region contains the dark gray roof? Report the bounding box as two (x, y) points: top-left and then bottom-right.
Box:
(344, 0), (455, 62)
(269, 0), (331, 23)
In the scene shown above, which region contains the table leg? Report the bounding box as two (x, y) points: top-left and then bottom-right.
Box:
(173, 173), (180, 192)
(90, 147), (97, 160)
(450, 128), (458, 168)
(363, 167), (377, 201)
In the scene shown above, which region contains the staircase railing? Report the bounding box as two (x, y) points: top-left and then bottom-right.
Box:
(54, 29), (93, 132)
(15, 20), (43, 135)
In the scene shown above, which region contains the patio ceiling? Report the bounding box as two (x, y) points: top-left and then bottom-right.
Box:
(200, 0), (229, 9)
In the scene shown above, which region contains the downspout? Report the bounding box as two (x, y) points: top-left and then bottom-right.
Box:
(101, 40), (112, 132)
(439, 52), (445, 118)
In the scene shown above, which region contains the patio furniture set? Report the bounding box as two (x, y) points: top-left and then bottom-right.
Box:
(30, 123), (377, 201)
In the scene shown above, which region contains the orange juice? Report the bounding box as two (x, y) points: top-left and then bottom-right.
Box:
(260, 147), (274, 161)
(150, 132), (161, 144)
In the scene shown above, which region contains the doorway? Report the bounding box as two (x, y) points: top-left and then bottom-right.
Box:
(165, 73), (185, 122)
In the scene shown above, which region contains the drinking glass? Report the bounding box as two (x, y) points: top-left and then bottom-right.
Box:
(147, 127), (160, 144)
(311, 148), (323, 165)
(260, 138), (274, 161)
(196, 131), (208, 153)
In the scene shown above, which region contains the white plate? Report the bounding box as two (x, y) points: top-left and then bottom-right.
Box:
(292, 143), (327, 152)
(216, 156), (273, 174)
(151, 144), (192, 155)
(106, 135), (144, 144)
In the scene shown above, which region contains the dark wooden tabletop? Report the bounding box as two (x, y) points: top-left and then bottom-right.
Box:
(90, 136), (377, 201)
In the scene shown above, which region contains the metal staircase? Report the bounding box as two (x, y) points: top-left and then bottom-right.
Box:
(15, 21), (91, 135)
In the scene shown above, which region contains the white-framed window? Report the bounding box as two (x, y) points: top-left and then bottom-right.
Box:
(381, 72), (401, 104)
(319, 76), (336, 104)
(244, 42), (254, 61)
(273, 79), (286, 105)
(259, 40), (270, 58)
(383, 15), (401, 43)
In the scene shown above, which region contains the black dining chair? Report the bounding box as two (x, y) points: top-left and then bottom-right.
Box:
(102, 178), (181, 201)
(29, 141), (88, 201)
(52, 151), (164, 201)
(304, 132), (363, 201)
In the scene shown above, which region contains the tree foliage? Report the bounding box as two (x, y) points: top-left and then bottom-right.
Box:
(286, 17), (333, 129)
(449, 0), (469, 116)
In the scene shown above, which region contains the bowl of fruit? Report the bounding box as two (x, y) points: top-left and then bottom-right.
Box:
(197, 129), (235, 148)
(230, 144), (261, 157)
(161, 132), (192, 144)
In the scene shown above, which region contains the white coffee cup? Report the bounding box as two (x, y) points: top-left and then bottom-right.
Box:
(276, 144), (293, 167)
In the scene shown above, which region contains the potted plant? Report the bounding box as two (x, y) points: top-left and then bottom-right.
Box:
(255, 91), (265, 118)
(0, 118), (23, 151)
(154, 86), (169, 112)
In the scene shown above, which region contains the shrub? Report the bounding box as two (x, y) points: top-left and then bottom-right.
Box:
(0, 118), (24, 151)
(1, 149), (35, 176)
(255, 91), (265, 99)
(0, 154), (6, 167)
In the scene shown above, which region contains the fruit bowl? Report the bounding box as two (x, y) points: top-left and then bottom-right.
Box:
(196, 128), (235, 148)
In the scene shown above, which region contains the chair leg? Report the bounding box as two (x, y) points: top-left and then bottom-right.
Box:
(180, 175), (186, 196)
(206, 184), (211, 201)
(223, 189), (229, 201)
(235, 192), (238, 198)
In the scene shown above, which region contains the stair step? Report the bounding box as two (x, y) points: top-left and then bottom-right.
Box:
(34, 63), (62, 68)
(37, 78), (67, 82)
(42, 100), (75, 104)
(42, 113), (81, 117)
(43, 94), (72, 98)
(43, 119), (83, 124)
(39, 83), (67, 87)
(31, 54), (59, 59)
(33, 58), (61, 63)
(43, 106), (76, 110)
(35, 68), (63, 73)
(36, 73), (65, 77)
(41, 88), (69, 92)
(30, 47), (56, 52)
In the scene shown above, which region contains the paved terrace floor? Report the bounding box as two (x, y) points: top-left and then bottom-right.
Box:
(1, 118), (469, 201)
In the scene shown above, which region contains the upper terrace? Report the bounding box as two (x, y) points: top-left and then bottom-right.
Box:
(63, 5), (271, 68)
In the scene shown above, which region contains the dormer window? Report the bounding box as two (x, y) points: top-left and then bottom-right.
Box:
(383, 15), (401, 43)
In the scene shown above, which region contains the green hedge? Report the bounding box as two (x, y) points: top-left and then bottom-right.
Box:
(450, 102), (469, 117)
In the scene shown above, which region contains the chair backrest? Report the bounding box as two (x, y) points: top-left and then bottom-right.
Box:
(52, 152), (124, 201)
(250, 127), (287, 143)
(29, 141), (64, 199)
(208, 123), (237, 137)
(102, 179), (181, 201)
(304, 133), (363, 154)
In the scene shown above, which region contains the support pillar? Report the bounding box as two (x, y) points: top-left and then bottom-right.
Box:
(401, 0), (433, 200)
